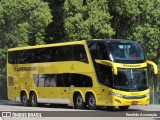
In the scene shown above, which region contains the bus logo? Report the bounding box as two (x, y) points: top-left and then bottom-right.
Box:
(13, 67), (36, 72)
(123, 64), (140, 67)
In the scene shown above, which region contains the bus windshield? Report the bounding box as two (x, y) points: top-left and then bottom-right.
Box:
(114, 68), (148, 91)
(109, 43), (144, 63)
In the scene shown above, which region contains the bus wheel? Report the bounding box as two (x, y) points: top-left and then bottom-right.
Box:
(30, 92), (38, 107)
(21, 92), (30, 106)
(87, 94), (97, 110)
(119, 106), (129, 110)
(74, 94), (85, 109)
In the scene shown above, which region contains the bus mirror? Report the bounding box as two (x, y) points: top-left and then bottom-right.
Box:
(146, 60), (158, 75)
(95, 59), (118, 75)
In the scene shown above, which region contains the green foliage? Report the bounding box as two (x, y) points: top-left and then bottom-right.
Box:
(129, 24), (160, 60)
(0, 0), (52, 47)
(44, 0), (65, 43)
(0, 0), (52, 99)
(64, 0), (115, 41)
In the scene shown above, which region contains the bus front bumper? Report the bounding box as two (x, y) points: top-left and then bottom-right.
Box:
(110, 95), (150, 106)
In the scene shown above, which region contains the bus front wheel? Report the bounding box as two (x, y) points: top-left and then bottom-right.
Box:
(30, 92), (38, 107)
(87, 94), (97, 110)
(74, 94), (85, 109)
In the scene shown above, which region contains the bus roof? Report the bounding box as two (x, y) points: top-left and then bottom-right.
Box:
(8, 40), (86, 51)
(8, 39), (137, 51)
(86, 39), (137, 44)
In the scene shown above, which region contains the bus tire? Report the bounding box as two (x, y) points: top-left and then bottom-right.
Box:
(119, 106), (129, 110)
(74, 93), (85, 109)
(87, 94), (97, 110)
(21, 92), (30, 106)
(30, 92), (38, 107)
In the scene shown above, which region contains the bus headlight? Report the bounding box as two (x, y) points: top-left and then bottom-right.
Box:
(144, 93), (149, 97)
(110, 92), (124, 98)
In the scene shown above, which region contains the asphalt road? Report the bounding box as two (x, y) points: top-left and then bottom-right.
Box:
(0, 100), (160, 120)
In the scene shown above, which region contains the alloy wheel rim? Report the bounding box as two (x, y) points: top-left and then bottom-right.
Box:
(23, 96), (27, 103)
(32, 95), (36, 104)
(76, 96), (83, 106)
(89, 96), (95, 106)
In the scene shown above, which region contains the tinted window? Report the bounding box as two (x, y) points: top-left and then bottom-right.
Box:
(56, 74), (70, 87)
(108, 43), (145, 63)
(8, 45), (88, 64)
(87, 42), (109, 60)
(34, 74), (45, 87)
(71, 74), (93, 87)
(57, 46), (73, 61)
(96, 43), (109, 60)
(96, 64), (113, 87)
(87, 42), (112, 87)
(114, 68), (148, 91)
(73, 45), (88, 63)
(33, 73), (92, 87)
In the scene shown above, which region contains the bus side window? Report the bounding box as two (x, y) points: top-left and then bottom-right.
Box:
(88, 43), (97, 60)
(34, 74), (45, 87)
(96, 43), (109, 60)
(88, 42), (109, 60)
(56, 46), (73, 61)
(34, 74), (58, 87)
(73, 45), (88, 63)
(97, 64), (113, 87)
(8, 51), (15, 64)
(70, 74), (93, 87)
(56, 74), (70, 87)
(44, 74), (57, 87)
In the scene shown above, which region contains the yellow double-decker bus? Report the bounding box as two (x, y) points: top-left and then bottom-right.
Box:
(7, 39), (158, 110)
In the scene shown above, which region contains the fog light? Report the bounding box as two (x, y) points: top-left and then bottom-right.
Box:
(115, 99), (121, 103)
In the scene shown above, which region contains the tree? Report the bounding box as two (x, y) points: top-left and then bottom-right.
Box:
(45, 0), (66, 43)
(0, 0), (52, 99)
(64, 0), (115, 41)
(0, 0), (52, 47)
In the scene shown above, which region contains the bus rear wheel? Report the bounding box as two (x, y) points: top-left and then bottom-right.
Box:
(87, 94), (97, 110)
(30, 92), (38, 107)
(119, 106), (129, 110)
(74, 94), (85, 109)
(21, 92), (30, 106)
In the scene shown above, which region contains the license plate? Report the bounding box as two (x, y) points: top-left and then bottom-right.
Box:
(131, 101), (138, 105)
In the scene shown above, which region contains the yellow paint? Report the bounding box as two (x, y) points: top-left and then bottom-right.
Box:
(95, 59), (147, 75)
(146, 60), (158, 74)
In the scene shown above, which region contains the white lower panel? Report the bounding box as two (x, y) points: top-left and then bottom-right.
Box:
(16, 97), (21, 102)
(37, 98), (70, 104)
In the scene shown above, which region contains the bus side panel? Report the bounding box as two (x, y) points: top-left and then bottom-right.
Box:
(7, 86), (15, 100)
(7, 63), (16, 101)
